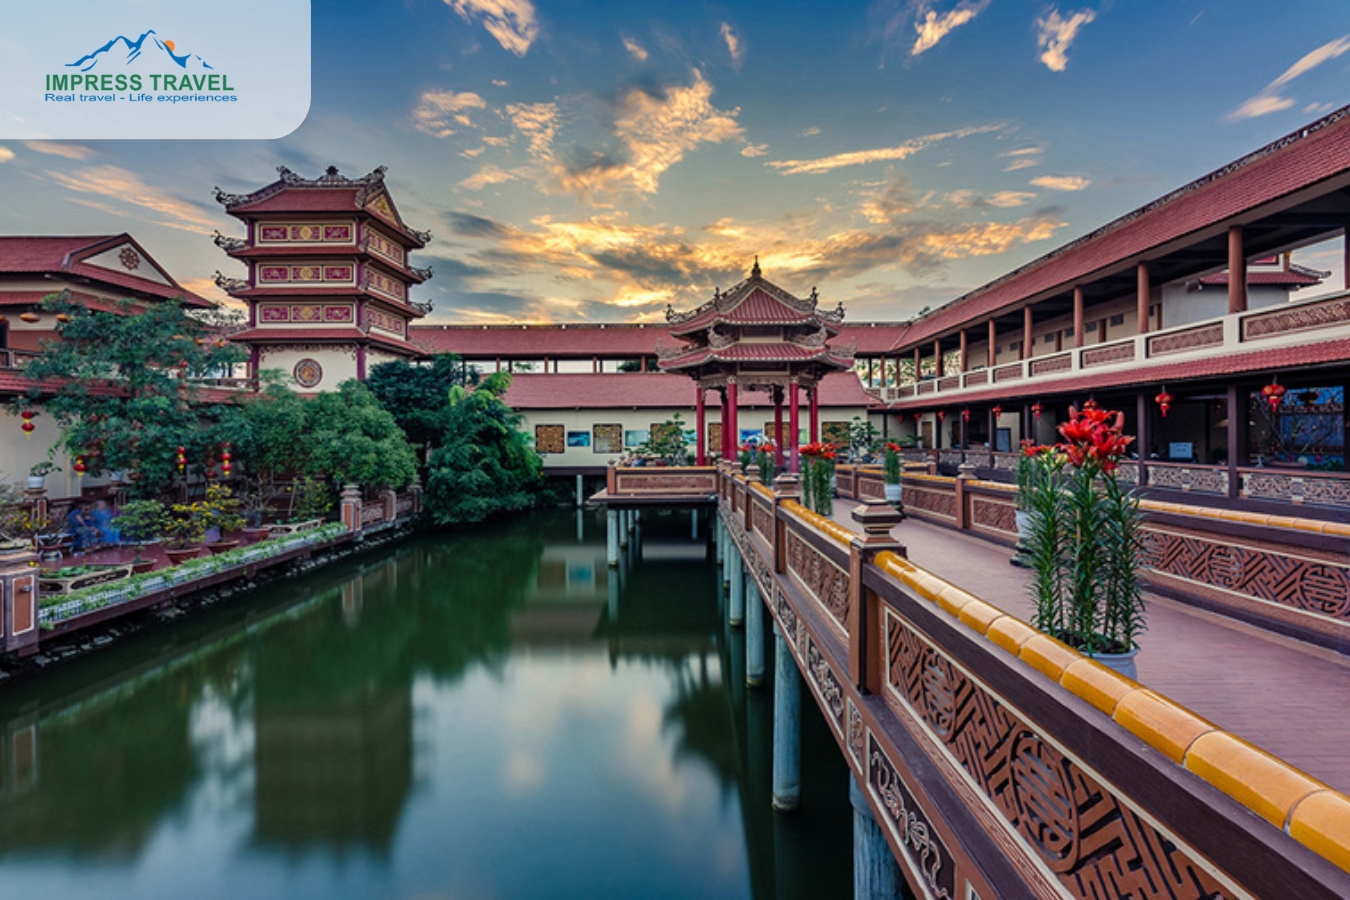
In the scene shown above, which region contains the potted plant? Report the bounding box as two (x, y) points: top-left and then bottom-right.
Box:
(201, 483), (245, 553)
(882, 442), (904, 505)
(236, 472), (275, 543)
(1021, 406), (1146, 678)
(290, 475), (333, 524)
(1011, 441), (1038, 568)
(114, 499), (166, 573)
(800, 442), (837, 517)
(27, 461), (58, 490)
(756, 440), (776, 485)
(162, 501), (207, 564)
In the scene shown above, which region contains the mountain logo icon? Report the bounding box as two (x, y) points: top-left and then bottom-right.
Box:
(67, 29), (213, 72)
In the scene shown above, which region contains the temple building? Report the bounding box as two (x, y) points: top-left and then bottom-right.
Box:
(867, 108), (1350, 514)
(0, 234), (214, 493)
(658, 260), (856, 469)
(213, 166), (433, 393)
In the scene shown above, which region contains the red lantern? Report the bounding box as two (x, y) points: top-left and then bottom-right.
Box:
(1031, 402), (1043, 419)
(19, 312), (39, 323)
(221, 444), (233, 475)
(912, 412), (922, 421)
(20, 408), (36, 438)
(1261, 382), (1286, 412)
(176, 445), (187, 473)
(937, 410), (946, 421)
(73, 457), (87, 476)
(1082, 398), (1099, 411)
(991, 405), (1002, 419)
(961, 408), (970, 423)
(1154, 389), (1174, 418)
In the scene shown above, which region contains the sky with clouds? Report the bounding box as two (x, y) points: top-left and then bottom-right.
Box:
(1, 0), (1348, 323)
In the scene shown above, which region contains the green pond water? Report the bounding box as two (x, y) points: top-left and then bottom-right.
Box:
(0, 509), (858, 899)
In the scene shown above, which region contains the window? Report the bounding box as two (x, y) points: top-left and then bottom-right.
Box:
(1043, 334), (1056, 344)
(1009, 341), (1021, 352)
(1064, 326), (1074, 337)
(1109, 313), (1125, 326)
(1086, 322), (1098, 332)
(535, 424), (564, 454)
(593, 423), (623, 453)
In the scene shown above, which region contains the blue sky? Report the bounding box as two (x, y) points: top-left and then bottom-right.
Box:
(1, 0), (1348, 322)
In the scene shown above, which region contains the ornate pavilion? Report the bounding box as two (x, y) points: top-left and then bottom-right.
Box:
(212, 166), (433, 393)
(658, 260), (855, 470)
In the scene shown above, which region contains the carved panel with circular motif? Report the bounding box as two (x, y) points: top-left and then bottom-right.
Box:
(293, 358), (323, 389)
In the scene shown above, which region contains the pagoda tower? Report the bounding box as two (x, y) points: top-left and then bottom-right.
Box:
(212, 166), (432, 392)
(659, 260), (855, 470)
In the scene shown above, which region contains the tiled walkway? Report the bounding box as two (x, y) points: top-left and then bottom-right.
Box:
(828, 500), (1350, 795)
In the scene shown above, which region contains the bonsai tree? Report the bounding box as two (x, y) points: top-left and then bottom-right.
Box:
(29, 461), (59, 479)
(115, 499), (167, 566)
(1021, 406), (1147, 664)
(640, 413), (691, 465)
(290, 476), (334, 523)
(202, 483), (246, 537)
(162, 502), (207, 550)
(848, 416), (879, 462)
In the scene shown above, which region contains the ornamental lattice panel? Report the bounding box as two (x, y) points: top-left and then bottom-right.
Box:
(535, 424), (564, 454)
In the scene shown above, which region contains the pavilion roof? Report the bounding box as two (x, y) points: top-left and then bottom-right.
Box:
(888, 105), (1350, 353)
(0, 235), (213, 307)
(657, 338), (855, 371)
(213, 166), (431, 248)
(666, 260), (844, 337)
(501, 371), (876, 410)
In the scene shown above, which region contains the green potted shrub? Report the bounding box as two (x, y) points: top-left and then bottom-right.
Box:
(202, 483), (246, 553)
(800, 441), (837, 517)
(1021, 406), (1146, 677)
(114, 499), (166, 573)
(882, 442), (903, 504)
(162, 501), (207, 565)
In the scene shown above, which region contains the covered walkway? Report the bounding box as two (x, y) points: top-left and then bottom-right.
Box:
(829, 498), (1350, 794)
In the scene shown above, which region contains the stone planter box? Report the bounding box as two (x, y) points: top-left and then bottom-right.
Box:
(39, 564), (133, 596)
(267, 519), (322, 537)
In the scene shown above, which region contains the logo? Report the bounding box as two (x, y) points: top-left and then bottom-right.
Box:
(68, 30), (213, 72)
(0, 0), (310, 140)
(47, 28), (234, 95)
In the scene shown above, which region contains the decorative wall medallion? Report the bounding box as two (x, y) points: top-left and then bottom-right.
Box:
(119, 246), (141, 270)
(293, 358), (323, 388)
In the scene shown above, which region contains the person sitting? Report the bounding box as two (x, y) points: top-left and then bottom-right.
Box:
(65, 505), (100, 554)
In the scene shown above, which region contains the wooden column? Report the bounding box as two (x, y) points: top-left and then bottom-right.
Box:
(1022, 306), (1033, 361)
(867, 357), (875, 386)
(696, 386), (707, 465)
(913, 346), (922, 380)
(719, 388), (729, 459)
(789, 381), (801, 473)
(774, 387), (785, 467)
(987, 319), (996, 368)
(1137, 262), (1151, 335)
(1226, 384), (1241, 499)
(958, 329), (968, 373)
(879, 355), (888, 387)
(727, 379), (740, 458)
(933, 339), (942, 378)
(1228, 225), (1247, 314)
(1073, 286), (1085, 349)
(1137, 392), (1150, 486)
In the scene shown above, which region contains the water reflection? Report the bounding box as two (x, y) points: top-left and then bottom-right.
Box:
(0, 510), (851, 899)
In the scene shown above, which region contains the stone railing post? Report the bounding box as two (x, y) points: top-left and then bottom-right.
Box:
(607, 460), (618, 495)
(847, 501), (905, 694)
(410, 476), (423, 514)
(340, 484), (363, 533)
(1, 547), (40, 656)
(955, 462), (977, 530)
(383, 486), (397, 523)
(771, 472), (800, 575)
(23, 484), (48, 529)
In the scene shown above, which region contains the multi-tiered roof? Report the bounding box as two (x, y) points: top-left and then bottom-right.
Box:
(658, 260), (854, 384)
(213, 166), (432, 363)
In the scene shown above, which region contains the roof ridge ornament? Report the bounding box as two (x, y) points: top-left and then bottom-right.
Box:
(751, 256), (761, 280)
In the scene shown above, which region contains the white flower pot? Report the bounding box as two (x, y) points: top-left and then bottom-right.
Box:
(1089, 647), (1139, 681)
(884, 483), (903, 503)
(27, 476), (45, 490)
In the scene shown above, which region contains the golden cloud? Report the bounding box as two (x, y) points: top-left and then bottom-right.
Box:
(912, 1), (990, 56)
(1035, 8), (1096, 73)
(22, 141), (94, 160)
(1029, 174), (1090, 191)
(444, 0), (539, 56)
(46, 165), (217, 233)
(768, 123), (1000, 175)
(411, 89), (487, 137)
(1230, 35), (1350, 120)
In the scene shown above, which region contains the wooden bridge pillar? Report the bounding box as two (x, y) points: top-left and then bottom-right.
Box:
(847, 501), (905, 694)
(606, 508), (620, 568)
(850, 775), (903, 900)
(772, 622), (801, 811)
(729, 545), (745, 627)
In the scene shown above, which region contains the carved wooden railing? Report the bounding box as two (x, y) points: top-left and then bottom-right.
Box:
(716, 470), (1350, 899)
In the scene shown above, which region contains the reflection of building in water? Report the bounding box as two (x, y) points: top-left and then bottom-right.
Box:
(253, 685), (413, 853)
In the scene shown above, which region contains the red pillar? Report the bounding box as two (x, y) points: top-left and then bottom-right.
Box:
(727, 380), (740, 458)
(696, 386), (706, 465)
(1228, 225), (1247, 314)
(789, 381), (801, 473)
(774, 387), (785, 466)
(1137, 262), (1151, 335)
(1073, 286), (1084, 348)
(809, 384), (820, 444)
(933, 339), (942, 378)
(719, 388), (729, 460)
(1022, 306), (1033, 361)
(958, 330), (967, 373)
(913, 346), (921, 380)
(987, 319), (996, 368)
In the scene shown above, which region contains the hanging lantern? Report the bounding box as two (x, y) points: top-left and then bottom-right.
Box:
(72, 456), (87, 476)
(20, 408), (36, 438)
(1031, 402), (1043, 419)
(1154, 388), (1174, 418)
(1083, 398), (1099, 411)
(1261, 382), (1287, 412)
(19, 312), (39, 323)
(912, 411), (922, 421)
(221, 444), (233, 475)
(55, 313), (71, 323)
(176, 445), (187, 473)
(991, 405), (1002, 419)
(937, 410), (946, 421)
(961, 408), (971, 422)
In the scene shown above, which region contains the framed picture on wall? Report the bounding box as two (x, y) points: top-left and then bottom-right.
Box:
(567, 431), (591, 448)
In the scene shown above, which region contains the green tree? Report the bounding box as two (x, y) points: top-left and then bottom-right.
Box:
(424, 371), (543, 525)
(366, 354), (478, 455)
(20, 293), (246, 497)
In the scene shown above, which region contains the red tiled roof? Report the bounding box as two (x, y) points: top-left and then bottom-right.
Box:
(670, 280), (841, 337)
(230, 326), (423, 356)
(0, 235), (212, 307)
(226, 187), (364, 214)
(888, 338), (1350, 408)
(890, 107), (1350, 353)
(502, 371), (876, 410)
(660, 341), (854, 369)
(0, 290), (130, 313)
(1198, 271), (1321, 286)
